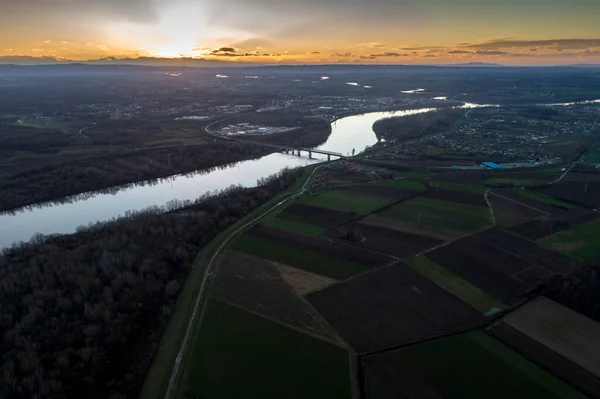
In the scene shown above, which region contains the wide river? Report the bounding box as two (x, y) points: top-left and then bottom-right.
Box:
(3, 98), (595, 248)
(0, 107), (443, 248)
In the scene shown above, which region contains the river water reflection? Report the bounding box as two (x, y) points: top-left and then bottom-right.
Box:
(0, 103), (508, 247)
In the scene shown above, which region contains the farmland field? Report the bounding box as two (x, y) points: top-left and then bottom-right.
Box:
(405, 255), (505, 313)
(277, 202), (359, 228)
(296, 188), (396, 214)
(489, 297), (600, 397)
(421, 187), (487, 206)
(185, 299), (352, 399)
(486, 177), (548, 187)
(429, 181), (487, 194)
(497, 297), (600, 376)
(325, 222), (442, 258)
(307, 263), (484, 353)
(247, 225), (393, 266)
(427, 228), (573, 304)
(382, 196), (492, 234)
(359, 214), (462, 241)
(363, 331), (586, 399)
(564, 172), (600, 182)
(509, 218), (564, 240)
(373, 178), (426, 191)
(214, 251), (339, 341)
(337, 183), (421, 200)
(540, 219), (600, 261)
(488, 192), (546, 227)
(230, 234), (372, 279)
(510, 188), (576, 209)
(261, 216), (326, 236)
(537, 182), (600, 209)
(583, 142), (600, 163)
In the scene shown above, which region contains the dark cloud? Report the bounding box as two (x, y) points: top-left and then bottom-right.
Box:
(214, 47), (236, 53)
(474, 50), (509, 55)
(448, 50), (471, 54)
(530, 48), (538, 52)
(360, 55), (376, 60)
(369, 52), (407, 57)
(307, 51), (321, 54)
(207, 47), (266, 57)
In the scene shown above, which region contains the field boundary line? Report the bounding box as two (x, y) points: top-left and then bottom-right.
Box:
(214, 297), (347, 348)
(488, 190), (550, 215)
(163, 165), (323, 399)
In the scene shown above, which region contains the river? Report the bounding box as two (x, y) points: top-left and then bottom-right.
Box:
(0, 101), (571, 248)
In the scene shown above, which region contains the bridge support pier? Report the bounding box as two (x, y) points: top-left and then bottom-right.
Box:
(308, 151), (313, 159)
(328, 154), (331, 161)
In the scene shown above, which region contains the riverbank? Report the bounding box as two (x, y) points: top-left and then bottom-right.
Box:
(0, 168), (305, 399)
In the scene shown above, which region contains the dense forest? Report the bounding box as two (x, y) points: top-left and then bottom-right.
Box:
(0, 167), (302, 399)
(544, 264), (600, 323)
(372, 108), (463, 142)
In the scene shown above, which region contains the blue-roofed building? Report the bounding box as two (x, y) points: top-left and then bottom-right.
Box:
(481, 161), (503, 169)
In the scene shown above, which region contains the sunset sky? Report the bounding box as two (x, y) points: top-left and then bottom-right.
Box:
(1, 0), (599, 65)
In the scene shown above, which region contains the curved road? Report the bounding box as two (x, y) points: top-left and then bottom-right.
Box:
(164, 165), (322, 399)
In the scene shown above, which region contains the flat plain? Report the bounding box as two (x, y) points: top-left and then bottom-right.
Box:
(363, 331), (587, 399)
(307, 263), (484, 354)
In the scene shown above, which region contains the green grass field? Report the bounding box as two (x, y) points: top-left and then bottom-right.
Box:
(535, 168), (564, 176)
(430, 182), (487, 194)
(387, 332), (586, 399)
(405, 256), (505, 313)
(510, 189), (575, 209)
(231, 234), (370, 279)
(296, 188), (395, 214)
(486, 178), (547, 187)
(185, 299), (352, 399)
(261, 216), (327, 236)
(540, 219), (600, 261)
(383, 197), (491, 233)
(374, 179), (426, 191)
(583, 143), (600, 163)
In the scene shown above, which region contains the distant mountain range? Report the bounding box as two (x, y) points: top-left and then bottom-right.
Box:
(0, 56), (598, 68)
(441, 62), (503, 67)
(0, 55), (243, 67)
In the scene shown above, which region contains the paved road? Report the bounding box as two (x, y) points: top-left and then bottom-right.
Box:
(163, 165), (321, 399)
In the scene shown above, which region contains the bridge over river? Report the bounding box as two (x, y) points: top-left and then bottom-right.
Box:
(204, 132), (346, 160)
